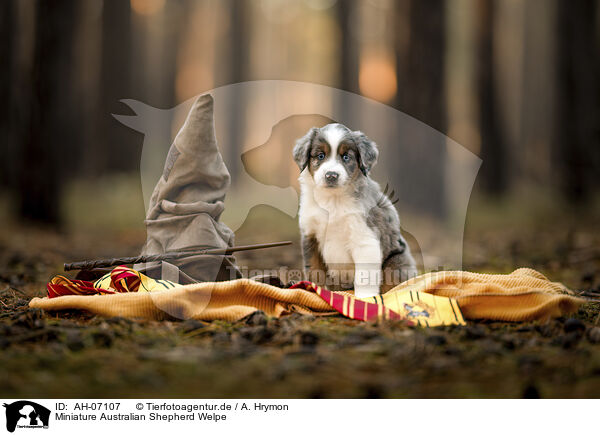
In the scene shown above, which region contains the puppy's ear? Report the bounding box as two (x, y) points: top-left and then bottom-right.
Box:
(293, 127), (318, 171)
(353, 131), (379, 175)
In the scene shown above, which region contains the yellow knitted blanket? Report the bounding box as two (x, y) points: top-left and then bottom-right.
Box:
(30, 266), (584, 327)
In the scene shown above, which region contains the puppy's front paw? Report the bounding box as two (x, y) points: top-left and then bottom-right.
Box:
(354, 269), (381, 298)
(354, 284), (380, 298)
(354, 270), (381, 298)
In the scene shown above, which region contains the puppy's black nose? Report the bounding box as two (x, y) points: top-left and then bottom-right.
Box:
(325, 171), (339, 183)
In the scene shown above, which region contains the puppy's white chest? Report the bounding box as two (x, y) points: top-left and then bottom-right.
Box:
(299, 189), (375, 267)
(316, 213), (354, 266)
(324, 232), (354, 271)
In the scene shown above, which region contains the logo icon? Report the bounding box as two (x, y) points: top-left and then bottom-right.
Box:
(3, 401), (50, 433)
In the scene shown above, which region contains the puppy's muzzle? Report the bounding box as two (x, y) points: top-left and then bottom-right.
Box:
(325, 171), (339, 186)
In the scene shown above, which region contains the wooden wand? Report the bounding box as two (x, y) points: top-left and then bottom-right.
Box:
(63, 241), (292, 271)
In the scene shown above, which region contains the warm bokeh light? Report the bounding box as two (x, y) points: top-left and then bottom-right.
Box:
(358, 52), (397, 102)
(130, 0), (165, 16)
(175, 61), (214, 107)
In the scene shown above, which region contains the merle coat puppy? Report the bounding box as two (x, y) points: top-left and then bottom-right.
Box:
(293, 123), (417, 297)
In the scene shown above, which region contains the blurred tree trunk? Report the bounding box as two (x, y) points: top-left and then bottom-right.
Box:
(335, 0), (358, 120)
(393, 0), (410, 101)
(394, 0), (447, 218)
(396, 0), (446, 134)
(555, 0), (600, 201)
(337, 0), (358, 94)
(0, 0), (13, 190)
(477, 0), (507, 195)
(72, 1), (103, 177)
(97, 0), (135, 174)
(226, 0), (249, 183)
(18, 0), (77, 225)
(519, 1), (556, 189)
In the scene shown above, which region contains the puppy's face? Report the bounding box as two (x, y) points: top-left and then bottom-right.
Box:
(293, 123), (378, 189)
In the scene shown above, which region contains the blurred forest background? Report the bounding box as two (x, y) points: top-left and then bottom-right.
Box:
(1, 0), (599, 230)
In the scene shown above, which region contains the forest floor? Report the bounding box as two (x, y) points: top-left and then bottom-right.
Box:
(1, 192), (600, 398)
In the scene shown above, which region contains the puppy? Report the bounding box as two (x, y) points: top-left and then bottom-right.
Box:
(293, 123), (417, 297)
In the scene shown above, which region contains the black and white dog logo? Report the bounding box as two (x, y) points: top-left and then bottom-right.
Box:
(3, 401), (50, 433)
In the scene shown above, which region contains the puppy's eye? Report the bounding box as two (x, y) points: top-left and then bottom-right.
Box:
(342, 153), (350, 162)
(317, 152), (325, 160)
